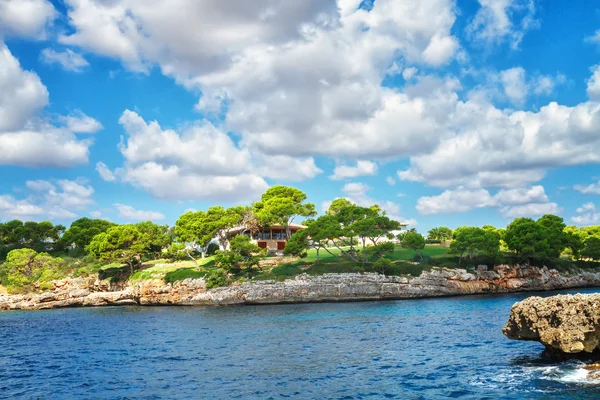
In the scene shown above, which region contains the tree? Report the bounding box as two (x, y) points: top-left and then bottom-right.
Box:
(427, 227), (453, 241)
(86, 225), (149, 275)
(61, 218), (115, 249)
(284, 215), (342, 263)
(326, 198), (354, 215)
(449, 226), (500, 266)
(582, 237), (600, 261)
(214, 235), (263, 273)
(504, 215), (569, 263)
(504, 218), (550, 262)
(174, 206), (244, 261)
(135, 221), (171, 258)
(0, 248), (67, 292)
(537, 214), (568, 259)
(399, 230), (426, 260)
(254, 186), (316, 239)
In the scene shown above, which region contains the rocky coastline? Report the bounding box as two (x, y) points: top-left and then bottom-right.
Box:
(2, 264), (600, 311)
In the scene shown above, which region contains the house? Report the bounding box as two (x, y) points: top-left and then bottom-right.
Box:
(225, 223), (307, 251)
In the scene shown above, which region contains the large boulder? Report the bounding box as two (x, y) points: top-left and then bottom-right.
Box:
(503, 294), (600, 360)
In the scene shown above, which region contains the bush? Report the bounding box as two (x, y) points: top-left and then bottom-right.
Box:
(1, 249), (70, 293)
(388, 262), (432, 277)
(206, 243), (220, 256)
(372, 258), (393, 275)
(205, 269), (229, 289)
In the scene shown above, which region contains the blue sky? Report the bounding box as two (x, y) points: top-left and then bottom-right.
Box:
(1, 0), (600, 233)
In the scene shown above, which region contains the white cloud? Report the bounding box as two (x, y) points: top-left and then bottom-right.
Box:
(115, 110), (269, 201)
(0, 43), (48, 132)
(585, 30), (600, 45)
(587, 65), (600, 101)
(254, 155), (322, 181)
(402, 67), (418, 80)
(416, 188), (494, 215)
(386, 176), (396, 186)
(572, 203), (600, 226)
(493, 185), (548, 205)
(574, 180), (600, 195)
(58, 0), (458, 161)
(416, 185), (558, 217)
(466, 0), (539, 49)
(0, 0), (56, 39)
(0, 42), (95, 167)
(114, 203), (165, 221)
(0, 178), (95, 221)
(40, 48), (89, 72)
(58, 111), (102, 133)
(399, 93), (600, 190)
(89, 210), (103, 218)
(330, 161), (378, 180)
(500, 202), (560, 218)
(96, 162), (116, 182)
(500, 67), (528, 105)
(533, 73), (566, 96)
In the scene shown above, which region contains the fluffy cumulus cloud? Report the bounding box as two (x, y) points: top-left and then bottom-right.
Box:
(587, 65), (600, 101)
(0, 178), (95, 221)
(0, 42), (100, 167)
(330, 161), (378, 180)
(399, 89), (600, 189)
(40, 48), (89, 72)
(113, 110), (269, 201)
(0, 0), (56, 39)
(416, 185), (559, 218)
(572, 203), (600, 226)
(114, 204), (165, 221)
(56, 0), (458, 161)
(466, 0), (539, 49)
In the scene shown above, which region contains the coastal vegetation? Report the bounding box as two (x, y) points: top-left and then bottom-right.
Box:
(2, 185), (600, 294)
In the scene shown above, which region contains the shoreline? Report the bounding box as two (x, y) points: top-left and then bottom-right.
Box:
(2, 264), (600, 311)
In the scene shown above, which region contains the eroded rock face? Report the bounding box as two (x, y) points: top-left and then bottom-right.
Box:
(1, 265), (600, 311)
(503, 294), (600, 359)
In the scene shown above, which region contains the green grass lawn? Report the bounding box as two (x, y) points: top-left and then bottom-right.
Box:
(102, 246), (451, 284)
(299, 245), (450, 263)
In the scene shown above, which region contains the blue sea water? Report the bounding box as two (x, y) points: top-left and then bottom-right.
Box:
(2, 289), (600, 399)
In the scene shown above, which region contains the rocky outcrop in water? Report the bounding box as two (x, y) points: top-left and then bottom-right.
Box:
(1, 265), (600, 311)
(503, 293), (600, 360)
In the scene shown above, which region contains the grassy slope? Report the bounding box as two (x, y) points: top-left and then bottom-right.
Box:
(101, 246), (451, 284)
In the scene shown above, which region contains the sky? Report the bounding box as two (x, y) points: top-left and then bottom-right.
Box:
(1, 0), (600, 234)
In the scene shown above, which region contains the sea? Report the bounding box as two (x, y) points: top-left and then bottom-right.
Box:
(1, 288), (600, 399)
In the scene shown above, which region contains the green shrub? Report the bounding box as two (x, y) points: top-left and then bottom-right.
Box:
(372, 258), (393, 275)
(387, 262), (432, 277)
(206, 243), (220, 256)
(205, 269), (229, 288)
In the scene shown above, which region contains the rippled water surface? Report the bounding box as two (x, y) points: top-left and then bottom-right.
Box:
(2, 289), (600, 399)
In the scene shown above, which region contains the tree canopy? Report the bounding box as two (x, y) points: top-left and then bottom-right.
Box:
(504, 215), (569, 262)
(400, 229), (426, 259)
(254, 186), (316, 239)
(61, 218), (115, 249)
(86, 225), (149, 274)
(427, 226), (453, 241)
(449, 226), (500, 265)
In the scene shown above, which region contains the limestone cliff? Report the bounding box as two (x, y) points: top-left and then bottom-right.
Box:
(503, 293), (600, 359)
(1, 264), (600, 311)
